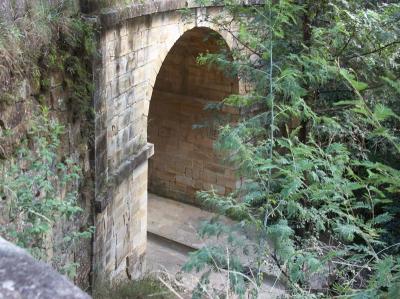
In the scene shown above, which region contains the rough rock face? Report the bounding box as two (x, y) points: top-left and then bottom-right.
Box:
(0, 237), (91, 299)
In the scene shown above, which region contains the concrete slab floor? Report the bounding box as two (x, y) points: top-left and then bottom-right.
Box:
(146, 193), (287, 298)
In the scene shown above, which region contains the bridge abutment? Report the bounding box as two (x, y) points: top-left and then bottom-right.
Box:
(93, 2), (242, 282)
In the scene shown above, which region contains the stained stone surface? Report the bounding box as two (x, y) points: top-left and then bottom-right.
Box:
(0, 237), (90, 299)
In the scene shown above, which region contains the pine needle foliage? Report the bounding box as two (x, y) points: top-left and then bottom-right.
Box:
(184, 1), (400, 298)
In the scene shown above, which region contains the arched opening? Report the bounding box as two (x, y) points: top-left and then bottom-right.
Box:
(148, 27), (239, 205)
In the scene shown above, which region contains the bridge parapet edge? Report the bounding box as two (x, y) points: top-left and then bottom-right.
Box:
(98, 0), (263, 29)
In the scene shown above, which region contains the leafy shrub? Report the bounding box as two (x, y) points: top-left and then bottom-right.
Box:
(0, 107), (92, 274)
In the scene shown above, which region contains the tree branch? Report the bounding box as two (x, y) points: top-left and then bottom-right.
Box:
(345, 40), (400, 60)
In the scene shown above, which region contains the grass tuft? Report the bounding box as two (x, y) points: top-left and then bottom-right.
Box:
(93, 277), (174, 299)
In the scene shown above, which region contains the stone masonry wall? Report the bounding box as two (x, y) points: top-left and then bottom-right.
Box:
(93, 161), (148, 281)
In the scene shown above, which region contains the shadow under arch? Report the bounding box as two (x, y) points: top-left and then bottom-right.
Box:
(147, 26), (239, 205)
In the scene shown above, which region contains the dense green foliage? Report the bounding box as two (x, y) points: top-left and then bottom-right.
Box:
(0, 108), (92, 277)
(184, 0), (400, 298)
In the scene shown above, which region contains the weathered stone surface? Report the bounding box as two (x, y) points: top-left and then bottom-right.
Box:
(0, 237), (91, 299)
(94, 143), (154, 213)
(93, 161), (148, 282)
(98, 0), (263, 28)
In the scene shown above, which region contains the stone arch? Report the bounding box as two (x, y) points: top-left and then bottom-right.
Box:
(142, 10), (240, 133)
(94, 6), (243, 282)
(145, 23), (237, 102)
(147, 26), (239, 204)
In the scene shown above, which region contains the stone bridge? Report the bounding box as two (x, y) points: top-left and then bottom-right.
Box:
(92, 0), (249, 282)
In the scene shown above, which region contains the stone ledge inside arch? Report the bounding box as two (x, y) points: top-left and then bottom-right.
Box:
(94, 142), (154, 213)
